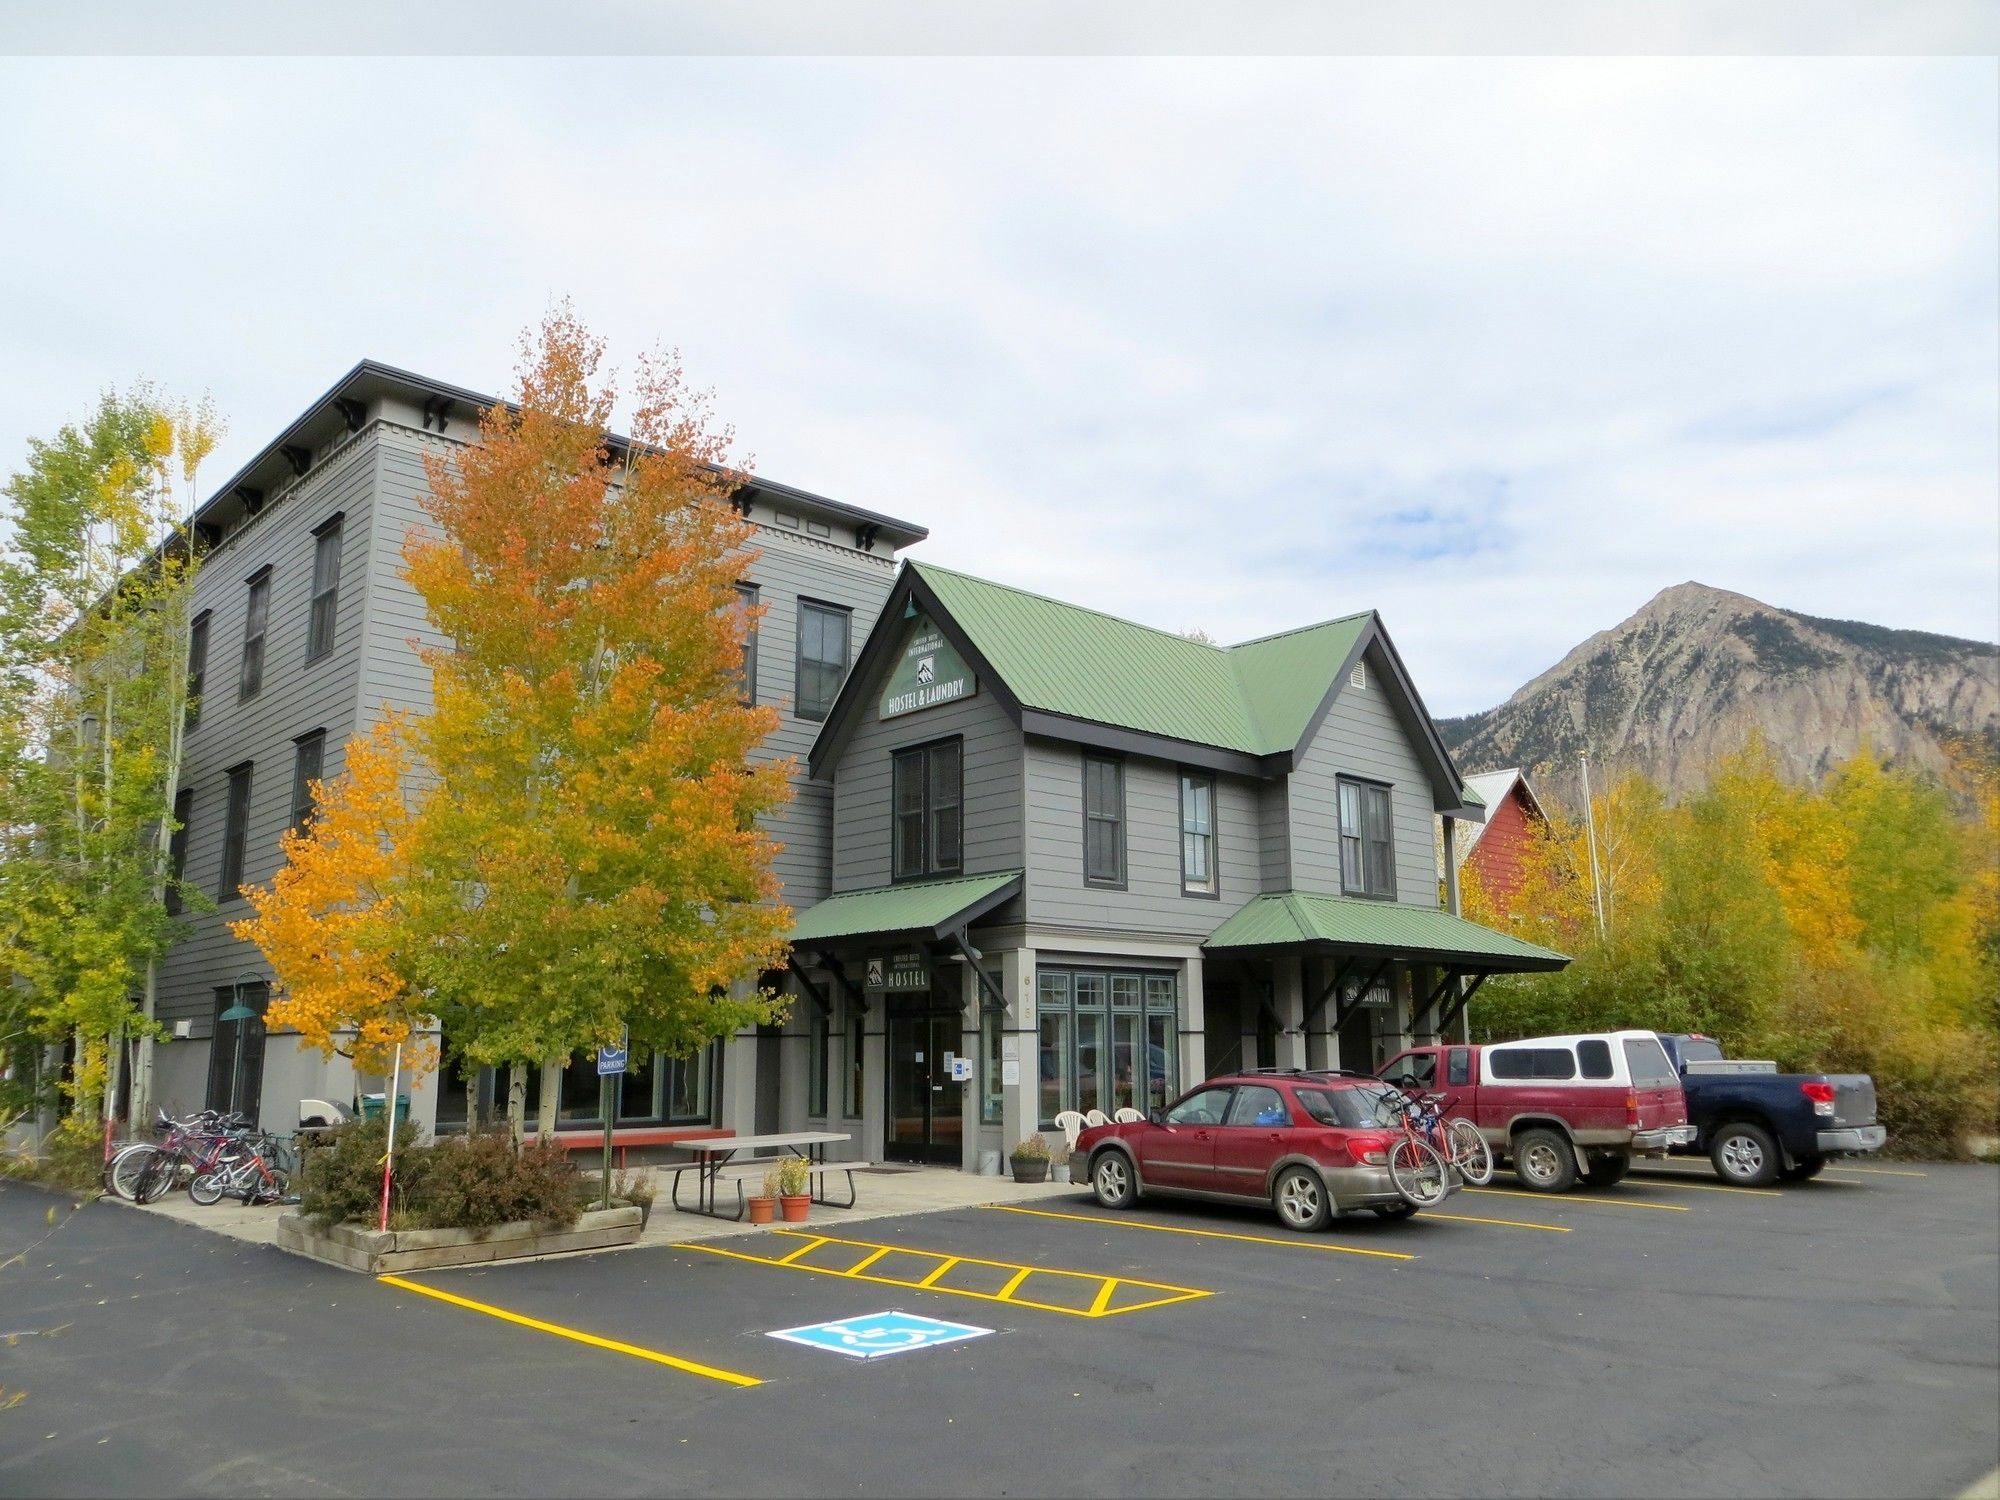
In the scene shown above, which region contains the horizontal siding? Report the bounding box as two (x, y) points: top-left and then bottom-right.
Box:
(830, 675), (1022, 894)
(156, 429), (377, 1030)
(1287, 641), (1440, 905)
(1023, 738), (1259, 940)
(1258, 780), (1291, 894)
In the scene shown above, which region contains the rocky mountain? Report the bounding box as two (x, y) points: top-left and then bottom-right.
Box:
(1436, 582), (1999, 801)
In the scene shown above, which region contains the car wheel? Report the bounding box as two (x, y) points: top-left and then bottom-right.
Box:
(1272, 1167), (1332, 1232)
(1709, 1121), (1780, 1187)
(1372, 1202), (1420, 1221)
(1512, 1127), (1579, 1192)
(1780, 1155), (1827, 1183)
(1582, 1153), (1630, 1188)
(1091, 1151), (1138, 1209)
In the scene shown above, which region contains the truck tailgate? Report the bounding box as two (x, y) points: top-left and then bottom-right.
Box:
(1830, 1075), (1878, 1129)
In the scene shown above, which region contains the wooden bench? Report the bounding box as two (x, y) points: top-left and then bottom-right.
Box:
(538, 1126), (732, 1170)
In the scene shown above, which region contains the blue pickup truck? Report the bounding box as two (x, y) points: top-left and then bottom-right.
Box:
(1655, 1033), (1887, 1186)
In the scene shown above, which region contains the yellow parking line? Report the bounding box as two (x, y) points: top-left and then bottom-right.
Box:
(1467, 1187), (1690, 1212)
(775, 1236), (830, 1265)
(984, 1204), (1414, 1259)
(997, 1266), (1033, 1298)
(916, 1257), (961, 1288)
(1424, 1209), (1570, 1233)
(377, 1274), (761, 1388)
(1623, 1175), (1782, 1199)
(845, 1246), (893, 1276)
(1824, 1165), (1927, 1179)
(1087, 1279), (1120, 1315)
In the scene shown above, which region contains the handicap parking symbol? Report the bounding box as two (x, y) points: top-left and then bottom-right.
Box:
(766, 1310), (994, 1360)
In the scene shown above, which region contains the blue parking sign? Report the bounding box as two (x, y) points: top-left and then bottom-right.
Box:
(766, 1310), (993, 1360)
(596, 1031), (627, 1076)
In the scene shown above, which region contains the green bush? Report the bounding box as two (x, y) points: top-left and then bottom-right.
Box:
(0, 1116), (107, 1194)
(298, 1121), (581, 1232)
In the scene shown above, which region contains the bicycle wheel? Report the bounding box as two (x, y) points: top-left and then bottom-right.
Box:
(1445, 1119), (1494, 1187)
(187, 1170), (228, 1207)
(133, 1150), (181, 1204)
(108, 1145), (158, 1200)
(1388, 1136), (1450, 1208)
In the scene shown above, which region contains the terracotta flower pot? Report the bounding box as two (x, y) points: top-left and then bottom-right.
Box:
(747, 1195), (777, 1225)
(779, 1193), (811, 1223)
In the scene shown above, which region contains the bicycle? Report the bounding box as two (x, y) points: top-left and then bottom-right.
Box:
(1398, 1089), (1495, 1188)
(188, 1133), (291, 1206)
(1372, 1092), (1452, 1208)
(107, 1109), (248, 1200)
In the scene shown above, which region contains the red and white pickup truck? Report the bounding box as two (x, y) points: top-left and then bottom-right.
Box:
(1377, 1030), (1697, 1191)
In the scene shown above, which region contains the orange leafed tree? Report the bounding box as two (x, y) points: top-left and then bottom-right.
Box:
(229, 715), (425, 1077)
(397, 309), (794, 1112)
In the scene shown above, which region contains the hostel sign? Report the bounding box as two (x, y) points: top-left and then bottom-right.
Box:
(880, 615), (976, 720)
(866, 951), (932, 996)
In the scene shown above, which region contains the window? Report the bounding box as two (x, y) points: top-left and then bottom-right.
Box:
(734, 583), (759, 704)
(498, 1043), (718, 1127)
(290, 731), (324, 832)
(219, 763), (253, 899)
(1224, 1085), (1290, 1127)
(1446, 1047), (1472, 1087)
(238, 569), (271, 699)
(1623, 1035), (1679, 1088)
(1299, 1087), (1389, 1129)
(306, 514), (342, 661)
(891, 738), (962, 881)
(843, 1003), (865, 1118)
(1385, 1052), (1437, 1091)
(1037, 965), (1179, 1125)
(1165, 1086), (1230, 1126)
(1337, 777), (1396, 898)
(1083, 755), (1124, 887)
(1180, 772), (1216, 895)
(1488, 1046), (1577, 1081)
(1577, 1039), (1615, 1080)
(979, 997), (1004, 1124)
(795, 600), (850, 720)
(807, 1005), (829, 1116)
(164, 788), (193, 916)
(206, 983), (269, 1120)
(186, 611), (210, 728)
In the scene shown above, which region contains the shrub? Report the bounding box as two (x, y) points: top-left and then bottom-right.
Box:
(299, 1117), (422, 1229)
(299, 1122), (580, 1231)
(0, 1116), (106, 1194)
(1011, 1134), (1050, 1161)
(777, 1155), (810, 1196)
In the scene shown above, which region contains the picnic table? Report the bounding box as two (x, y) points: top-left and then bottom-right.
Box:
(666, 1130), (856, 1220)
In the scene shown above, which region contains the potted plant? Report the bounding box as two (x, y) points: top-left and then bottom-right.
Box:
(777, 1155), (812, 1223)
(747, 1168), (780, 1226)
(1048, 1139), (1073, 1185)
(1010, 1134), (1051, 1184)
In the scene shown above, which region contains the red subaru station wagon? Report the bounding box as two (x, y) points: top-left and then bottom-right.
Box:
(1073, 1070), (1451, 1232)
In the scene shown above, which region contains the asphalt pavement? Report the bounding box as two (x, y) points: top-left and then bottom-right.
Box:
(1, 1159), (1994, 1499)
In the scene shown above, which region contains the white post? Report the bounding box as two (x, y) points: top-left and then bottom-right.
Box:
(1580, 753), (1607, 942)
(378, 1041), (403, 1232)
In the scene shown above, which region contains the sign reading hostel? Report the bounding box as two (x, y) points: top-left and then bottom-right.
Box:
(866, 951), (931, 996)
(880, 615), (976, 720)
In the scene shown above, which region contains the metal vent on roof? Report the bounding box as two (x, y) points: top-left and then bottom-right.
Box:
(1349, 661), (1367, 690)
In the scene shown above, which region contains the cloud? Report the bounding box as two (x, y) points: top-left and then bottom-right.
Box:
(0, 54), (1992, 716)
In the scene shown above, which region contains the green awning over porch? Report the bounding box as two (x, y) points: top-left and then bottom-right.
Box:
(1205, 890), (1568, 973)
(789, 870), (1024, 946)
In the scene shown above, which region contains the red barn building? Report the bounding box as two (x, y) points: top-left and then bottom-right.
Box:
(1454, 768), (1547, 915)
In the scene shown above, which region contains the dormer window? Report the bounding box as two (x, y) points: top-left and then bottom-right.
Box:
(1338, 777), (1395, 898)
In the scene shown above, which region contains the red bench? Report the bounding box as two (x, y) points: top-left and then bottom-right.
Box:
(538, 1126), (733, 1169)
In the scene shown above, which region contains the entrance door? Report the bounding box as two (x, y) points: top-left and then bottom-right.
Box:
(886, 1012), (965, 1165)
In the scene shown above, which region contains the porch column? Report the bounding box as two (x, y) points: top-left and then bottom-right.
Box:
(1270, 953), (1307, 1070)
(722, 1027), (761, 1138)
(956, 957), (979, 1172)
(1302, 956), (1334, 1071)
(998, 945), (1039, 1166)
(1178, 954), (1206, 1091)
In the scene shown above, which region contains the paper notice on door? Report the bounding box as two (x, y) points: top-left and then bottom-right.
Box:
(943, 1051), (956, 1071)
(1001, 1059), (1020, 1085)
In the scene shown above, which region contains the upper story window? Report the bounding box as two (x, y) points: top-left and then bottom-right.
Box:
(290, 731), (325, 832)
(1337, 776), (1395, 898)
(892, 737), (962, 881)
(186, 611), (211, 729)
(795, 599), (850, 721)
(734, 583), (759, 705)
(1180, 771), (1216, 896)
(239, 568), (271, 700)
(306, 514), (343, 662)
(164, 787), (194, 916)
(220, 762), (253, 900)
(1083, 754), (1125, 888)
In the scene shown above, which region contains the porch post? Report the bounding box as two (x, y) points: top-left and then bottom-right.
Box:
(998, 945), (1038, 1166)
(1271, 953), (1307, 1070)
(1179, 954), (1206, 1091)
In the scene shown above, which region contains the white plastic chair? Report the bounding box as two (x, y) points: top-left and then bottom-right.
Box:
(1053, 1109), (1086, 1152)
(1084, 1108), (1110, 1128)
(1113, 1107), (1146, 1124)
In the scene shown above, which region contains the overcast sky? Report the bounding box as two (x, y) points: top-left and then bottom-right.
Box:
(0, 54), (1993, 716)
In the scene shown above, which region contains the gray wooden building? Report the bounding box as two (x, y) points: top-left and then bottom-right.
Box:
(148, 359), (1564, 1167)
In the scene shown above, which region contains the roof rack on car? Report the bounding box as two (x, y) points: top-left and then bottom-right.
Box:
(1235, 1067), (1379, 1081)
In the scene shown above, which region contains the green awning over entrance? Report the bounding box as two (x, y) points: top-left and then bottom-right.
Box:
(1205, 891), (1568, 972)
(789, 870), (1024, 945)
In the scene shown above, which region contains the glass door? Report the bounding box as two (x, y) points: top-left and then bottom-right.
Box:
(886, 1012), (965, 1165)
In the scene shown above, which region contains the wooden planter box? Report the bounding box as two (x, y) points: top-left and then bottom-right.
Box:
(275, 1205), (644, 1275)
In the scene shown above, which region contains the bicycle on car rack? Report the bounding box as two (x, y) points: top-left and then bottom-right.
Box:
(1395, 1089), (1495, 1188)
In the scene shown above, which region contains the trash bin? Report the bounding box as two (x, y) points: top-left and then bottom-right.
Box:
(357, 1093), (410, 1124)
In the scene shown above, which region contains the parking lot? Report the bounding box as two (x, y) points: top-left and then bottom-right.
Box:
(3, 1160), (1995, 1499)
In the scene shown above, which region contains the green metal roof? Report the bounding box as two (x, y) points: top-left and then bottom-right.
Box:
(789, 870), (1024, 945)
(1205, 891), (1569, 972)
(912, 562), (1368, 757)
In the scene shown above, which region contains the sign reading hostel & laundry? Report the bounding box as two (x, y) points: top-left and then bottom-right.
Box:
(880, 615), (975, 720)
(866, 951), (931, 996)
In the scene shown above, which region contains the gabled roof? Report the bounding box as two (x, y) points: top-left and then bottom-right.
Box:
(1455, 768), (1547, 862)
(810, 561), (1478, 811)
(1205, 890), (1568, 972)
